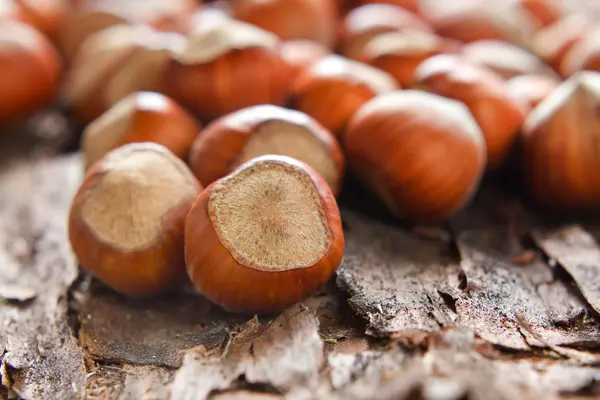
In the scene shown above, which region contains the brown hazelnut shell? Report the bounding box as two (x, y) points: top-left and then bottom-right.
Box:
(359, 29), (457, 87)
(233, 0), (337, 47)
(414, 55), (527, 170)
(82, 91), (201, 169)
(428, 2), (539, 50)
(0, 20), (61, 125)
(343, 90), (486, 224)
(461, 39), (557, 80)
(289, 54), (398, 136)
(164, 22), (291, 123)
(338, 3), (432, 60)
(188, 105), (344, 195)
(184, 155), (345, 314)
(521, 71), (600, 211)
(68, 143), (201, 296)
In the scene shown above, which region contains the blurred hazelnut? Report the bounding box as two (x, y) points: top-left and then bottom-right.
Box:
(426, 1), (540, 50)
(344, 90), (486, 224)
(58, 0), (195, 60)
(414, 54), (527, 170)
(289, 54), (398, 137)
(280, 39), (331, 78)
(518, 0), (566, 28)
(232, 0), (337, 47)
(507, 74), (559, 109)
(189, 105), (345, 195)
(7, 0), (69, 41)
(164, 19), (291, 123)
(359, 29), (457, 87)
(533, 13), (592, 72)
(338, 3), (432, 60)
(82, 91), (200, 170)
(63, 24), (186, 124)
(560, 29), (600, 77)
(522, 71), (600, 211)
(68, 143), (201, 296)
(461, 40), (557, 79)
(0, 20), (61, 125)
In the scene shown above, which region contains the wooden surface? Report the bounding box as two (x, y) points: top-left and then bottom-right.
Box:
(1, 134), (600, 400)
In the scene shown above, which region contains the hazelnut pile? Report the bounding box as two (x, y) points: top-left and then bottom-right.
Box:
(3, 0), (600, 314)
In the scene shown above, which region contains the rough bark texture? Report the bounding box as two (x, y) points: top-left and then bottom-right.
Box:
(1, 142), (599, 399)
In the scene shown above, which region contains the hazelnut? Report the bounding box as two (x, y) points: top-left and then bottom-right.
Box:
(414, 54), (527, 170)
(426, 1), (540, 50)
(0, 20), (61, 125)
(81, 91), (200, 170)
(189, 105), (345, 195)
(57, 0), (195, 60)
(62, 24), (186, 124)
(507, 74), (559, 109)
(338, 3), (432, 60)
(521, 71), (600, 211)
(68, 143), (201, 296)
(232, 0), (337, 47)
(359, 29), (457, 87)
(164, 19), (291, 123)
(343, 90), (486, 224)
(532, 14), (592, 72)
(461, 40), (557, 80)
(289, 54), (398, 137)
(280, 39), (331, 78)
(560, 29), (600, 77)
(185, 155), (344, 314)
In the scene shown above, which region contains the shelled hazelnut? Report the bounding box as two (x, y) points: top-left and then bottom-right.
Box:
(185, 155), (344, 314)
(560, 29), (600, 77)
(62, 24), (186, 124)
(189, 105), (344, 195)
(280, 40), (331, 78)
(359, 29), (458, 87)
(164, 19), (291, 123)
(81, 91), (200, 170)
(461, 40), (557, 80)
(232, 0), (337, 47)
(289, 54), (398, 137)
(57, 0), (195, 61)
(426, 1), (540, 50)
(532, 14), (592, 72)
(68, 143), (201, 296)
(507, 74), (559, 109)
(521, 71), (600, 211)
(0, 20), (61, 125)
(414, 54), (527, 170)
(338, 3), (432, 60)
(343, 90), (486, 224)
